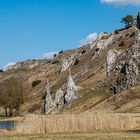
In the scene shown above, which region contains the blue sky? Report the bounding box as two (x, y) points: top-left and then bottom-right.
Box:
(0, 0), (140, 69)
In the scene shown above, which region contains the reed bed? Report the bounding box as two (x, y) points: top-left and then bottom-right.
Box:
(15, 112), (139, 134)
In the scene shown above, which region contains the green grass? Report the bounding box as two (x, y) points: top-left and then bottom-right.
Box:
(0, 131), (140, 140)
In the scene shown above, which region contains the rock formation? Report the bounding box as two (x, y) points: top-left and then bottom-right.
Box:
(107, 49), (122, 77)
(55, 88), (64, 110)
(107, 28), (140, 93)
(64, 69), (80, 104)
(61, 54), (81, 72)
(61, 59), (71, 72)
(6, 60), (41, 70)
(44, 79), (53, 114)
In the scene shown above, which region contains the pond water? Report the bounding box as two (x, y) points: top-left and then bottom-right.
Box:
(0, 121), (16, 130)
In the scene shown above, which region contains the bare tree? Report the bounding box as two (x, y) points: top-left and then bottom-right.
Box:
(0, 77), (25, 116)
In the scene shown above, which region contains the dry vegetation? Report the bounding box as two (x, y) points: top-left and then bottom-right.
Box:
(15, 112), (139, 134)
(1, 131), (140, 140)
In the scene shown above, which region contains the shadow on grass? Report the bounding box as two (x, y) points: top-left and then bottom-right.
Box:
(127, 130), (140, 134)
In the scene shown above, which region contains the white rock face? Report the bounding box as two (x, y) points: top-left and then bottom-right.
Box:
(90, 30), (131, 50)
(61, 53), (81, 72)
(64, 71), (80, 104)
(61, 59), (71, 72)
(107, 49), (121, 76)
(6, 61), (39, 71)
(55, 88), (64, 110)
(91, 32), (113, 50)
(44, 79), (53, 114)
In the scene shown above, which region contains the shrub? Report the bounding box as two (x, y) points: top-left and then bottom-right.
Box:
(59, 50), (63, 54)
(95, 48), (100, 52)
(125, 33), (129, 37)
(119, 41), (125, 47)
(32, 80), (42, 87)
(81, 50), (86, 54)
(54, 54), (57, 58)
(129, 32), (135, 37)
(0, 69), (4, 73)
(115, 30), (119, 34)
(74, 59), (79, 65)
(52, 60), (59, 64)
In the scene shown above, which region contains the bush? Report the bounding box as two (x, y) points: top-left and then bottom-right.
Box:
(74, 59), (79, 65)
(54, 54), (57, 58)
(32, 80), (42, 87)
(52, 60), (59, 64)
(115, 30), (119, 34)
(129, 32), (135, 37)
(0, 69), (4, 73)
(59, 50), (63, 54)
(125, 33), (129, 37)
(81, 50), (86, 54)
(95, 48), (100, 52)
(119, 41), (125, 47)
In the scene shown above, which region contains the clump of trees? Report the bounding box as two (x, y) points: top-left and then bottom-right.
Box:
(0, 77), (25, 116)
(121, 15), (134, 28)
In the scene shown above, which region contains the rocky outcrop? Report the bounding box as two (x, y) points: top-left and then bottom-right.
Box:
(61, 54), (81, 72)
(61, 59), (72, 72)
(107, 38), (140, 93)
(91, 27), (135, 53)
(64, 70), (81, 104)
(107, 49), (122, 77)
(44, 79), (53, 114)
(55, 88), (64, 110)
(6, 60), (40, 70)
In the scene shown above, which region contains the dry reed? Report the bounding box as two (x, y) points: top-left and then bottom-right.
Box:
(15, 112), (139, 134)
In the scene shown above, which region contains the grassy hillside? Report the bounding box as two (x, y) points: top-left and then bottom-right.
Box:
(0, 26), (137, 115)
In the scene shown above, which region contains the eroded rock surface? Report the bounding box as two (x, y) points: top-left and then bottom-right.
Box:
(5, 60), (43, 71)
(44, 79), (53, 114)
(64, 70), (80, 104)
(55, 88), (64, 110)
(107, 39), (140, 93)
(107, 49), (122, 77)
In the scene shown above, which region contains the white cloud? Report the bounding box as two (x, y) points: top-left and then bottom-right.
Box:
(80, 32), (98, 46)
(3, 62), (16, 70)
(101, 0), (140, 5)
(42, 51), (59, 59)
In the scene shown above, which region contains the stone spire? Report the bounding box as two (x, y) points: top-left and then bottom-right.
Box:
(55, 88), (64, 110)
(64, 69), (80, 104)
(44, 78), (53, 114)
